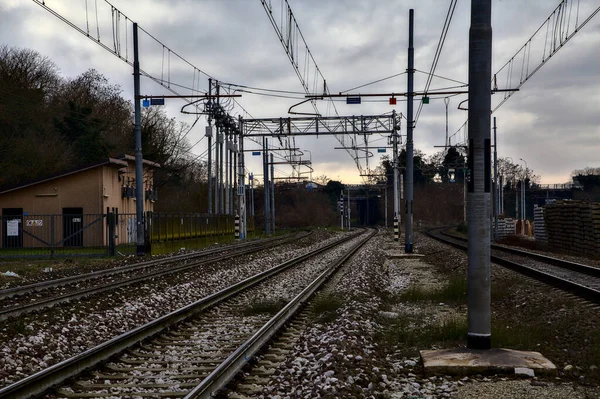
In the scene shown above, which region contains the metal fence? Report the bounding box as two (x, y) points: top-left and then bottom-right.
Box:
(0, 212), (255, 258)
(0, 213), (109, 258)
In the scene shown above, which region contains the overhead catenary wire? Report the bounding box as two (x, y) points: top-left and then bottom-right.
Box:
(414, 0), (458, 128)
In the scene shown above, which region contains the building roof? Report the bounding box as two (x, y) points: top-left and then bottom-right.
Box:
(0, 157), (128, 195)
(118, 154), (161, 169)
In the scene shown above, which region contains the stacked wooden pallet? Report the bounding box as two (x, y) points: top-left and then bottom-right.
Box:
(533, 206), (547, 242)
(544, 200), (600, 257)
(497, 217), (515, 238)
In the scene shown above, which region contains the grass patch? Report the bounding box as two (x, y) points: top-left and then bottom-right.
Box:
(0, 258), (113, 283)
(400, 275), (466, 304)
(311, 293), (344, 323)
(3, 319), (28, 336)
(241, 298), (287, 316)
(379, 314), (467, 354)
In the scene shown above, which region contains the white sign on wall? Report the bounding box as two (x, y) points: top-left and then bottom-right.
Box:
(7, 220), (19, 236)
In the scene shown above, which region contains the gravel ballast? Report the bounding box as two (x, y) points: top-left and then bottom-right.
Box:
(0, 229), (348, 387)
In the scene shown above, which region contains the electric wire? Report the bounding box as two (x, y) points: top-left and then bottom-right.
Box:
(414, 0), (458, 127)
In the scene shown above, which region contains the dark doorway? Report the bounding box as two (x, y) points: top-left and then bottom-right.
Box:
(63, 207), (84, 247)
(2, 208), (23, 248)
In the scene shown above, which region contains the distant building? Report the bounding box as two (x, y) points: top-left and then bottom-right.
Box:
(0, 155), (159, 249)
(305, 181), (322, 190)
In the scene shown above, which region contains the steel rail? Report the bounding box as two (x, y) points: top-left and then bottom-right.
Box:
(0, 232), (306, 300)
(0, 230), (361, 399)
(439, 229), (600, 278)
(0, 233), (311, 321)
(185, 228), (376, 398)
(425, 228), (600, 303)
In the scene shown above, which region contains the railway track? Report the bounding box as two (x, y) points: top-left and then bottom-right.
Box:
(426, 227), (600, 303)
(0, 232), (311, 322)
(0, 229), (373, 398)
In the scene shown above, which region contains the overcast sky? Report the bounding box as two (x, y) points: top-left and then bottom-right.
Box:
(2, 0), (599, 184)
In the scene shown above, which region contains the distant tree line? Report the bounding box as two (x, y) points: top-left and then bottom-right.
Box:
(0, 45), (206, 211)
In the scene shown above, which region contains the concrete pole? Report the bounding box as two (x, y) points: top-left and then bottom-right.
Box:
(466, 0), (492, 350)
(385, 186), (388, 228)
(405, 9), (415, 253)
(251, 175), (255, 217)
(215, 83), (220, 214)
(347, 187), (351, 231)
(132, 23), (145, 256)
(263, 138), (270, 234)
(500, 175), (504, 214)
(392, 109), (399, 238)
(270, 153), (275, 233)
(521, 179), (527, 222)
(225, 132), (230, 215)
(493, 117), (498, 241)
(207, 78), (213, 214)
(515, 179), (519, 219)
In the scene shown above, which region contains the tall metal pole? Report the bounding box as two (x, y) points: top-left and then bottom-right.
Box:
(251, 174), (255, 217)
(467, 0), (492, 350)
(215, 83), (220, 214)
(405, 9), (415, 253)
(340, 191), (344, 230)
(500, 175), (504, 214)
(233, 135), (238, 216)
(270, 153), (275, 233)
(132, 23), (145, 256)
(219, 130), (224, 214)
(385, 186), (388, 228)
(521, 179), (527, 222)
(463, 158), (467, 223)
(225, 132), (230, 215)
(207, 78), (213, 214)
(263, 138), (270, 234)
(347, 187), (351, 231)
(238, 116), (246, 239)
(493, 117), (498, 241)
(392, 109), (399, 241)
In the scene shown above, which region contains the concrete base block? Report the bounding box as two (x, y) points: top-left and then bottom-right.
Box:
(384, 250), (425, 259)
(420, 348), (556, 376)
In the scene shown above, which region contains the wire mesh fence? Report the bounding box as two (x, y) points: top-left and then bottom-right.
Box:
(0, 212), (255, 258)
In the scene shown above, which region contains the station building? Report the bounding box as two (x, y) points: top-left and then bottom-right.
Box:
(0, 155), (159, 249)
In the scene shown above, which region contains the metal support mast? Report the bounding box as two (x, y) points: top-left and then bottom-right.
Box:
(493, 117), (498, 241)
(238, 116), (246, 239)
(467, 0), (492, 350)
(263, 138), (270, 234)
(392, 109), (400, 242)
(225, 131), (230, 215)
(270, 153), (275, 233)
(133, 23), (145, 256)
(347, 187), (351, 231)
(215, 81), (221, 214)
(207, 78), (213, 214)
(405, 9), (415, 253)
